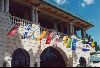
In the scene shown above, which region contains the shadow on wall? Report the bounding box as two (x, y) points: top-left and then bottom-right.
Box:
(69, 56), (73, 67)
(72, 50), (78, 65)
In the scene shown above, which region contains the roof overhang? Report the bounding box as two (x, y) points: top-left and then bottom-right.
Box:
(14, 0), (94, 29)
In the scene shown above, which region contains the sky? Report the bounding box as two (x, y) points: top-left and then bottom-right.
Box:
(43, 0), (100, 46)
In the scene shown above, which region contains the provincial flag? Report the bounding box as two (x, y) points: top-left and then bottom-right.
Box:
(91, 41), (95, 48)
(37, 30), (47, 41)
(82, 44), (90, 51)
(72, 39), (77, 50)
(53, 35), (60, 47)
(7, 23), (20, 36)
(63, 36), (68, 46)
(67, 38), (72, 48)
(45, 33), (53, 44)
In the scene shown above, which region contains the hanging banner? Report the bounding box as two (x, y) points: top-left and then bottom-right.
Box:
(72, 38), (77, 50)
(29, 27), (40, 40)
(63, 36), (68, 46)
(53, 35), (60, 47)
(91, 41), (95, 49)
(67, 38), (72, 48)
(37, 30), (47, 42)
(45, 32), (53, 44)
(21, 24), (32, 39)
(7, 22), (20, 37)
(82, 44), (90, 51)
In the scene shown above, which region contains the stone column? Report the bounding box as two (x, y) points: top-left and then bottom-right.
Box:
(0, 0), (4, 12)
(35, 9), (38, 24)
(81, 28), (86, 38)
(67, 23), (70, 35)
(60, 23), (64, 33)
(31, 8), (35, 23)
(70, 23), (74, 34)
(31, 6), (38, 24)
(54, 23), (57, 31)
(4, 0), (9, 13)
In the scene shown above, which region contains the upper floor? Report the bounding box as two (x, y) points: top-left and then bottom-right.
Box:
(0, 0), (94, 38)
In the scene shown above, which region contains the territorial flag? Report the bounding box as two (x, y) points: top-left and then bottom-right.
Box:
(53, 35), (60, 47)
(45, 33), (53, 44)
(82, 44), (90, 51)
(92, 41), (95, 48)
(7, 23), (20, 36)
(67, 38), (72, 48)
(72, 39), (77, 50)
(63, 36), (68, 46)
(37, 30), (47, 41)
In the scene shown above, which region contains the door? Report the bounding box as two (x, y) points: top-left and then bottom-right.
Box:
(11, 48), (30, 67)
(40, 47), (66, 67)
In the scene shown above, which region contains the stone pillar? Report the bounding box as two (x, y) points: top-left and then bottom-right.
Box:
(70, 23), (74, 34)
(31, 6), (38, 23)
(31, 8), (35, 23)
(81, 28), (86, 38)
(35, 9), (38, 24)
(60, 23), (64, 33)
(67, 23), (70, 35)
(54, 23), (57, 31)
(0, 0), (4, 12)
(4, 0), (9, 13)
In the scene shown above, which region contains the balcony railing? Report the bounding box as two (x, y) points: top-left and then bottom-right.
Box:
(9, 15), (82, 40)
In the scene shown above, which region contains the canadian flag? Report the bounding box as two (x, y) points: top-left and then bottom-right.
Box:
(7, 23), (20, 37)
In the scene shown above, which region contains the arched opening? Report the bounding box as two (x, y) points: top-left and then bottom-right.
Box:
(11, 48), (30, 67)
(79, 57), (86, 67)
(40, 47), (66, 67)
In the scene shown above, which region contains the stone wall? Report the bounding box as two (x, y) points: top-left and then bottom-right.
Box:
(0, 11), (94, 67)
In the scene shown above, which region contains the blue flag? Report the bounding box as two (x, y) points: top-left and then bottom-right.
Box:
(72, 39), (77, 50)
(82, 44), (90, 51)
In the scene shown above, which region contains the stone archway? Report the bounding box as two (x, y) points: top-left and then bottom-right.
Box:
(11, 48), (30, 67)
(40, 47), (68, 67)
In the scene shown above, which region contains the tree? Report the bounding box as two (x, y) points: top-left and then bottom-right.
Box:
(94, 42), (98, 51)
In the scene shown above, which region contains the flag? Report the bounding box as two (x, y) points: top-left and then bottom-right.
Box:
(21, 32), (28, 39)
(21, 24), (32, 39)
(7, 23), (20, 36)
(72, 39), (77, 50)
(37, 30), (47, 41)
(25, 24), (32, 31)
(63, 36), (68, 46)
(67, 38), (72, 48)
(45, 33), (53, 44)
(53, 35), (60, 47)
(91, 41), (95, 48)
(82, 44), (90, 51)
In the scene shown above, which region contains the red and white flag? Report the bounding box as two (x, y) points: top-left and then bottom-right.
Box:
(53, 35), (60, 47)
(7, 23), (20, 37)
(45, 33), (53, 44)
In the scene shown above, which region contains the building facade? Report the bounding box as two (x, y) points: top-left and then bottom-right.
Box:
(0, 0), (95, 67)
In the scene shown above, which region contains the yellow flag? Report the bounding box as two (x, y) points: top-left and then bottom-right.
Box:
(63, 36), (68, 47)
(92, 41), (95, 48)
(37, 31), (47, 42)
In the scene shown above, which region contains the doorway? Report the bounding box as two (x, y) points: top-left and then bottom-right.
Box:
(11, 48), (30, 67)
(40, 47), (66, 67)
